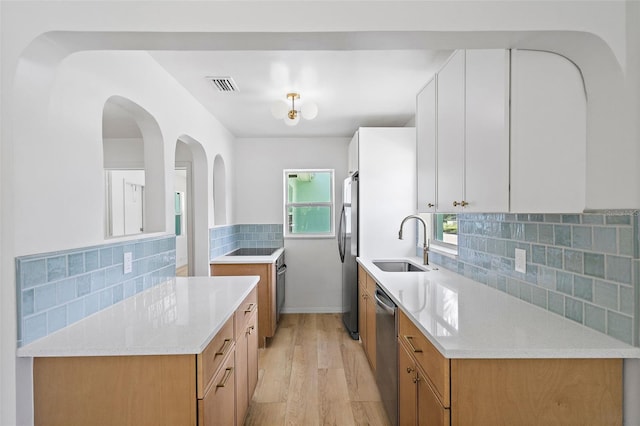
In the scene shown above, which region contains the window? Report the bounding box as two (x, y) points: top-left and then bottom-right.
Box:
(284, 169), (334, 238)
(174, 192), (184, 236)
(432, 213), (458, 249)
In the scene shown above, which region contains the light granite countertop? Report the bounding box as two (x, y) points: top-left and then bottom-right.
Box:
(357, 256), (640, 359)
(16, 276), (259, 357)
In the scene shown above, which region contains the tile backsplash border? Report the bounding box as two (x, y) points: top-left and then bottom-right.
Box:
(209, 223), (283, 259)
(16, 235), (176, 346)
(429, 212), (639, 346)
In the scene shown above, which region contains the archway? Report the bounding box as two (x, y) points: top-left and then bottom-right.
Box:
(213, 154), (228, 225)
(176, 136), (209, 276)
(102, 95), (165, 236)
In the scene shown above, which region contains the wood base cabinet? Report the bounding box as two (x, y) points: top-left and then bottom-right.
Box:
(211, 263), (276, 348)
(398, 310), (623, 426)
(450, 358), (622, 426)
(358, 265), (376, 371)
(34, 355), (197, 426)
(235, 288), (259, 426)
(199, 346), (236, 426)
(33, 288), (260, 426)
(399, 342), (450, 426)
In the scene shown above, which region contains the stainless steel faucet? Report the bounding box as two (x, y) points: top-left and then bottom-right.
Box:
(398, 215), (429, 265)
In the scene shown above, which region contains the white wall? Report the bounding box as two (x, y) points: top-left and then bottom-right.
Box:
(235, 137), (349, 313)
(4, 48), (236, 425)
(2, 2), (640, 425)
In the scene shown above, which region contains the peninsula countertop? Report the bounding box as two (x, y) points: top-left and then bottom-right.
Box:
(16, 276), (259, 358)
(357, 257), (640, 359)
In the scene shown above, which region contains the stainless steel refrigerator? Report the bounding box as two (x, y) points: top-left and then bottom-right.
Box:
(338, 172), (359, 339)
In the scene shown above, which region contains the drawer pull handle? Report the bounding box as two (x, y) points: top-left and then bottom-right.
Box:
(413, 376), (421, 384)
(215, 338), (232, 356)
(216, 367), (234, 388)
(406, 367), (414, 374)
(244, 303), (257, 313)
(453, 200), (469, 207)
(247, 325), (255, 335)
(405, 336), (423, 353)
(427, 203), (434, 208)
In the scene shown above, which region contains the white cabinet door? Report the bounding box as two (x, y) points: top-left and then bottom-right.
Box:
(436, 50), (465, 212)
(464, 49), (510, 212)
(416, 77), (437, 213)
(510, 49), (586, 213)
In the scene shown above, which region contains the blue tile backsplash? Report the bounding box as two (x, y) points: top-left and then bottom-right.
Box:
(429, 212), (639, 346)
(209, 224), (283, 259)
(16, 235), (176, 346)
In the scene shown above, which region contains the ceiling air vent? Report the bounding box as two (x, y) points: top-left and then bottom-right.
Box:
(206, 76), (239, 92)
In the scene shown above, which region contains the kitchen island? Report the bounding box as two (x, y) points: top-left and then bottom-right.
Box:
(357, 257), (640, 425)
(17, 276), (260, 426)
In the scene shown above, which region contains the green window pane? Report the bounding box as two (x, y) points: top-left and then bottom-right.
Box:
(175, 215), (182, 236)
(286, 172), (332, 203)
(287, 206), (331, 234)
(174, 192), (182, 214)
(434, 213), (458, 245)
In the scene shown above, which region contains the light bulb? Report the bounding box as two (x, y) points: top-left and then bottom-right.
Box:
(271, 100), (288, 119)
(284, 114), (300, 126)
(301, 102), (318, 120)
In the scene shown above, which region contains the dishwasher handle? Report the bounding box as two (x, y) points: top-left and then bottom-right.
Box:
(277, 265), (287, 275)
(374, 289), (396, 315)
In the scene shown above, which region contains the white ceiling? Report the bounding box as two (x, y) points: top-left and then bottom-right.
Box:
(147, 49), (453, 138)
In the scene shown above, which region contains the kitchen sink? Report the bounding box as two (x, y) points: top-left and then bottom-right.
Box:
(372, 260), (429, 273)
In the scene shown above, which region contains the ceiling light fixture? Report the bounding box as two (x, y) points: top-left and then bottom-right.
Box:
(271, 92), (318, 126)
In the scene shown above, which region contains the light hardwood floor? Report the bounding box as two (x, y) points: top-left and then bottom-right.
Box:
(176, 264), (188, 277)
(245, 313), (391, 426)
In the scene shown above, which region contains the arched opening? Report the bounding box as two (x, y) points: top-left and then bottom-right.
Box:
(213, 154), (228, 226)
(102, 96), (165, 237)
(176, 136), (209, 276)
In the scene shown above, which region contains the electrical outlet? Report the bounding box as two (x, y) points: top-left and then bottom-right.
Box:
(515, 248), (526, 273)
(123, 252), (133, 274)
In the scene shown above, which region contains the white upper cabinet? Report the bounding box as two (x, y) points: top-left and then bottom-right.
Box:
(416, 48), (586, 214)
(510, 49), (586, 213)
(436, 50), (466, 212)
(427, 49), (510, 213)
(348, 131), (359, 174)
(464, 49), (510, 212)
(416, 77), (437, 212)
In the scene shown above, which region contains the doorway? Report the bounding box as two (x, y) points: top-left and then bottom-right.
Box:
(174, 165), (192, 276)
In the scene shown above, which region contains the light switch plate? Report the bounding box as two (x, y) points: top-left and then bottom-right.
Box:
(123, 252), (133, 274)
(515, 248), (526, 273)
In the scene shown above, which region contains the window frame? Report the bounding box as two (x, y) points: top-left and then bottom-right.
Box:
(430, 213), (459, 255)
(283, 169), (335, 239)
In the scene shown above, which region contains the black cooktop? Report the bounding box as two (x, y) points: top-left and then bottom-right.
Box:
(227, 248), (279, 256)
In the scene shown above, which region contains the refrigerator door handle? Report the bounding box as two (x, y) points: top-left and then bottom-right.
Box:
(338, 205), (346, 262)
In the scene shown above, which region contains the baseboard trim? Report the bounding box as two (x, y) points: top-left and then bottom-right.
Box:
(280, 307), (342, 314)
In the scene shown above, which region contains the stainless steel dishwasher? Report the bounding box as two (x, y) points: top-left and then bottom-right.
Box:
(375, 285), (398, 426)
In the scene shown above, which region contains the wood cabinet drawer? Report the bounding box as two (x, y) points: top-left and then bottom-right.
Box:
(198, 346), (236, 425)
(197, 316), (235, 398)
(418, 364), (451, 426)
(399, 309), (450, 407)
(235, 287), (258, 339)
